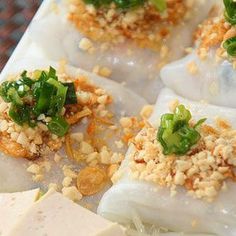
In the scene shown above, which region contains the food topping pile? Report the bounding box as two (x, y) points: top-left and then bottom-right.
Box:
(0, 67), (76, 137)
(68, 0), (188, 50)
(0, 67), (112, 159)
(195, 0), (236, 62)
(157, 105), (206, 156)
(25, 106), (149, 202)
(83, 0), (167, 11)
(127, 102), (236, 202)
(0, 66), (153, 201)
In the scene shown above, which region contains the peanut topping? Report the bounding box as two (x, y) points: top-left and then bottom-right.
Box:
(129, 120), (236, 202)
(68, 0), (188, 50)
(0, 71), (113, 159)
(195, 13), (236, 63)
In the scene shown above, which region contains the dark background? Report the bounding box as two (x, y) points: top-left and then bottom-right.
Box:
(0, 0), (43, 71)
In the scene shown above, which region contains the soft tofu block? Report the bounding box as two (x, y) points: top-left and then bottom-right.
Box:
(8, 191), (126, 236)
(0, 188), (40, 236)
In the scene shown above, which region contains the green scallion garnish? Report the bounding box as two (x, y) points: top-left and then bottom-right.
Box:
(64, 82), (78, 105)
(83, 0), (166, 11)
(157, 105), (206, 155)
(223, 0), (236, 57)
(223, 36), (236, 57)
(149, 0), (166, 12)
(0, 67), (78, 137)
(224, 0), (236, 25)
(114, 0), (145, 9)
(48, 116), (70, 137)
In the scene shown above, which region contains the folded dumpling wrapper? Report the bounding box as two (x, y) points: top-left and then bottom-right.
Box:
(0, 58), (147, 119)
(27, 0), (220, 103)
(0, 188), (39, 236)
(161, 49), (236, 108)
(0, 59), (147, 203)
(98, 88), (236, 236)
(8, 190), (126, 236)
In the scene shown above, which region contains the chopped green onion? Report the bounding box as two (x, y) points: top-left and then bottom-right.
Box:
(38, 71), (48, 82)
(9, 104), (34, 126)
(149, 0), (166, 12)
(19, 71), (35, 87)
(63, 83), (78, 105)
(47, 78), (68, 115)
(84, 0), (112, 8)
(114, 0), (145, 9)
(47, 66), (57, 80)
(34, 82), (57, 115)
(0, 81), (13, 103)
(223, 36), (236, 57)
(7, 87), (23, 106)
(48, 116), (70, 137)
(174, 105), (191, 121)
(157, 105), (206, 155)
(224, 0), (236, 25)
(0, 67), (78, 137)
(83, 0), (166, 11)
(223, 0), (236, 57)
(194, 118), (207, 129)
(9, 104), (24, 125)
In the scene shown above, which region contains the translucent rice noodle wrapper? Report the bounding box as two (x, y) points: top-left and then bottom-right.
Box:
(0, 153), (37, 193)
(98, 88), (236, 236)
(160, 10), (236, 108)
(28, 0), (220, 103)
(0, 59), (147, 205)
(160, 49), (236, 108)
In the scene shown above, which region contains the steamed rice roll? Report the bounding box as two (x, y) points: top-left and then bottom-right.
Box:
(0, 59), (147, 201)
(29, 0), (220, 102)
(98, 88), (236, 236)
(161, 1), (236, 108)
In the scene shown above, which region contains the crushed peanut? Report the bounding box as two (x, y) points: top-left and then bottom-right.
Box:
(93, 65), (112, 78)
(68, 0), (188, 51)
(62, 186), (83, 202)
(140, 105), (154, 120)
(129, 119), (236, 202)
(79, 37), (94, 52)
(0, 70), (113, 160)
(195, 11), (236, 63)
(2, 68), (151, 200)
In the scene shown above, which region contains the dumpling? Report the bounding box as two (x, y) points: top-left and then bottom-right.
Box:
(0, 58), (147, 201)
(0, 154), (36, 192)
(161, 2), (236, 108)
(98, 88), (236, 236)
(28, 0), (220, 103)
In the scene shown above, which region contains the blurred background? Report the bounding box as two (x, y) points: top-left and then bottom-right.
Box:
(0, 0), (43, 71)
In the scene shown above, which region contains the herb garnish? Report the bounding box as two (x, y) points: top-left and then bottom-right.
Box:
(84, 0), (166, 11)
(224, 0), (236, 25)
(223, 36), (236, 57)
(150, 0), (166, 12)
(223, 0), (236, 57)
(0, 67), (77, 137)
(157, 105), (206, 155)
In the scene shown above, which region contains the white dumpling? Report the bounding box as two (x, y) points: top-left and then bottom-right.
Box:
(0, 58), (147, 118)
(0, 153), (36, 192)
(27, 0), (220, 103)
(98, 88), (236, 236)
(0, 59), (147, 198)
(160, 48), (236, 108)
(160, 9), (236, 108)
